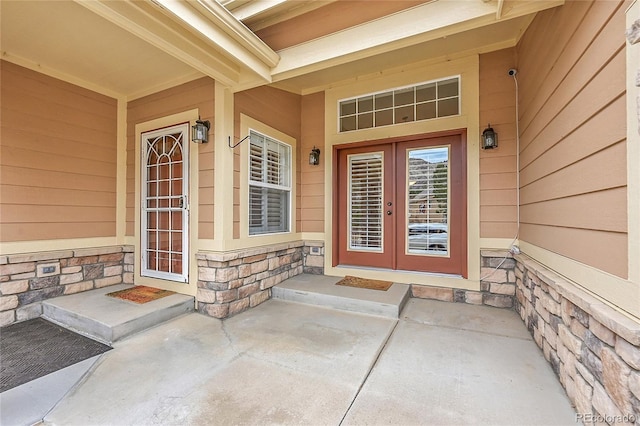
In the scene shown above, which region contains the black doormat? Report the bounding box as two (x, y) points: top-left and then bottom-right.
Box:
(0, 318), (111, 393)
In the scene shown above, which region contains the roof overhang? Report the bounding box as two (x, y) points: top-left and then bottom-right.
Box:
(270, 0), (564, 85)
(77, 0), (279, 87)
(0, 0), (565, 98)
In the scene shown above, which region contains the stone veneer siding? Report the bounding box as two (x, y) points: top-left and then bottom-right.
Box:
(196, 241), (323, 319)
(0, 245), (134, 326)
(411, 250), (516, 308)
(411, 250), (640, 422)
(515, 254), (640, 424)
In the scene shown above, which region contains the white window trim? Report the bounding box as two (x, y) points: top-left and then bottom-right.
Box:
(337, 75), (461, 133)
(248, 129), (292, 236)
(324, 55), (480, 287)
(238, 114), (298, 246)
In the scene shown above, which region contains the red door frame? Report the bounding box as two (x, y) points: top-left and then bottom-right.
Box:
(332, 129), (467, 278)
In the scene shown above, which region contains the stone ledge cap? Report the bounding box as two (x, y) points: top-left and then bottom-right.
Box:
(197, 241), (305, 262)
(74, 246), (123, 257)
(8, 250), (74, 264)
(481, 249), (513, 258)
(303, 240), (325, 247)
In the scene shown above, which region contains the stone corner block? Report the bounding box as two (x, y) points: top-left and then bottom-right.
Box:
(411, 285), (454, 302)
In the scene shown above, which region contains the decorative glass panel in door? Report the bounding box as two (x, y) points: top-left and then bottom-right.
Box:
(395, 135), (466, 275)
(141, 124), (189, 283)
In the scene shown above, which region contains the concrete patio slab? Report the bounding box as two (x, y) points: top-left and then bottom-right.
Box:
(343, 299), (576, 425)
(28, 297), (576, 426)
(0, 355), (101, 426)
(44, 300), (396, 425)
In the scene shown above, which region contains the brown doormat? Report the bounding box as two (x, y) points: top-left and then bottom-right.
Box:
(106, 285), (175, 304)
(335, 275), (393, 291)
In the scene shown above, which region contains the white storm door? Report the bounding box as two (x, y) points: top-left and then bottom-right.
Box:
(141, 124), (189, 283)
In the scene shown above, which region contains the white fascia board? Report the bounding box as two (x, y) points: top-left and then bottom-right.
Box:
(272, 0), (563, 81)
(153, 0), (279, 83)
(193, 0), (280, 67)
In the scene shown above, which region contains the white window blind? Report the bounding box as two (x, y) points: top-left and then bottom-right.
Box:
(249, 131), (291, 235)
(348, 153), (383, 251)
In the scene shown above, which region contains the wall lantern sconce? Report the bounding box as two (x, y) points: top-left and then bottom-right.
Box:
(482, 124), (498, 150)
(192, 119), (210, 144)
(309, 146), (321, 165)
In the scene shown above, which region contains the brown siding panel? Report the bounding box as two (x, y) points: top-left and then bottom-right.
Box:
(479, 48), (518, 239)
(126, 77), (215, 238)
(254, 1), (427, 51)
(520, 224), (627, 279)
(234, 86), (302, 237)
(0, 60), (118, 242)
(516, 0), (627, 278)
(301, 92), (325, 234)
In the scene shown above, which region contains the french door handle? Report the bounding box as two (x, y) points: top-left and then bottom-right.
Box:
(387, 210), (392, 215)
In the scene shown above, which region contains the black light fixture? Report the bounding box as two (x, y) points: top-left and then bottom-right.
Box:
(192, 119), (210, 144)
(309, 146), (321, 165)
(482, 124), (498, 149)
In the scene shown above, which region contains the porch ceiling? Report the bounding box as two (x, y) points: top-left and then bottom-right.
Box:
(0, 0), (564, 98)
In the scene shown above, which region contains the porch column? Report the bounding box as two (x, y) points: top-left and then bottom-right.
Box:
(626, 2), (640, 284)
(212, 82), (235, 250)
(116, 97), (128, 245)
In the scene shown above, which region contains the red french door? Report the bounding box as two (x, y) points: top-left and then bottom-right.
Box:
(337, 144), (394, 269)
(335, 132), (467, 277)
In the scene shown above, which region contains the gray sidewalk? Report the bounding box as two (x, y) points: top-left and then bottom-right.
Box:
(3, 298), (577, 425)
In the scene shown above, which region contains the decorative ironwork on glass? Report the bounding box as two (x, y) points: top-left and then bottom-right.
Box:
(144, 131), (185, 276)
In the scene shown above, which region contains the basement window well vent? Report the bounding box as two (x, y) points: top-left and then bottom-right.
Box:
(338, 76), (460, 133)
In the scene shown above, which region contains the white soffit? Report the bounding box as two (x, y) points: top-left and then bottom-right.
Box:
(0, 0), (202, 98)
(271, 0), (564, 82)
(75, 0), (263, 87)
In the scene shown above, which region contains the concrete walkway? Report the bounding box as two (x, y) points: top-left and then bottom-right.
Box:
(4, 298), (577, 425)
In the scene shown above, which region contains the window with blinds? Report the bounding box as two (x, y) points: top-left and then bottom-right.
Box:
(248, 130), (291, 235)
(348, 153), (383, 251)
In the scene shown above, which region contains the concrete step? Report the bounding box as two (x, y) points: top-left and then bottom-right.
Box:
(272, 274), (410, 318)
(42, 285), (194, 345)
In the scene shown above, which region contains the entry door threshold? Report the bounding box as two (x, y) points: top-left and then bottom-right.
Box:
(334, 265), (464, 280)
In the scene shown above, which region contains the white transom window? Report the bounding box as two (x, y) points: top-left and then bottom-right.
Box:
(338, 76), (460, 132)
(248, 130), (291, 235)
